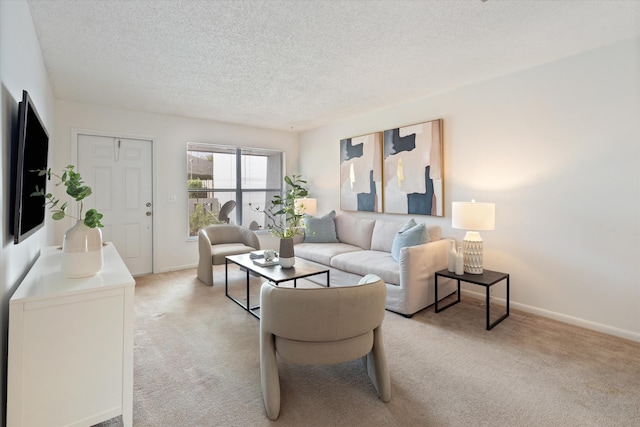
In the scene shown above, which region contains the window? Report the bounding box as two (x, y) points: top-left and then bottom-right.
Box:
(187, 143), (283, 238)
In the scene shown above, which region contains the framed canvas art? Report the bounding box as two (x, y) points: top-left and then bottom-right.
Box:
(339, 132), (382, 212)
(382, 119), (443, 216)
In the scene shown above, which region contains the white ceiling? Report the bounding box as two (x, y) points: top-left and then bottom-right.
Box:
(27, 0), (640, 132)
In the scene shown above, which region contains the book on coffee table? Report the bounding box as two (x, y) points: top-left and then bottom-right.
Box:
(250, 250), (265, 259)
(253, 258), (279, 267)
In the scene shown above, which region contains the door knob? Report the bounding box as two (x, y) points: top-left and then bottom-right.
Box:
(146, 211), (152, 216)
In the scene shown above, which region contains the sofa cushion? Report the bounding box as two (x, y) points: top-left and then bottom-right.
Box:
(425, 224), (442, 242)
(294, 242), (361, 265)
(303, 210), (339, 243)
(391, 219), (425, 262)
(334, 215), (375, 249)
(330, 250), (400, 286)
(370, 220), (405, 252)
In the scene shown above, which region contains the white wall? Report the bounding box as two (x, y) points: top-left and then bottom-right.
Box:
(299, 38), (640, 341)
(0, 0), (56, 420)
(54, 101), (298, 272)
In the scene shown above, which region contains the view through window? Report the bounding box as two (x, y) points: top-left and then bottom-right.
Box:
(187, 143), (283, 238)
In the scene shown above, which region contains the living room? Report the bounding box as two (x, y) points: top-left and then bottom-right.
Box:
(1, 0), (639, 425)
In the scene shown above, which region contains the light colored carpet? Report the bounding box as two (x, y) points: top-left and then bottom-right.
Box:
(98, 266), (639, 426)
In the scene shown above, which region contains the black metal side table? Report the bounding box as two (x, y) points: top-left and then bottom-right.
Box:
(435, 268), (510, 330)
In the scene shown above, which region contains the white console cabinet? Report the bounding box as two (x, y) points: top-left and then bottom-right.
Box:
(7, 243), (135, 427)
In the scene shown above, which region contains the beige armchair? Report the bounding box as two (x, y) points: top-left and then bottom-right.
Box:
(259, 274), (391, 420)
(197, 224), (260, 286)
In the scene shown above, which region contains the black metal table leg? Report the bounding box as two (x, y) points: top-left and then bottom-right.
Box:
(486, 277), (509, 330)
(507, 276), (510, 317)
(435, 274), (461, 313)
(245, 268), (250, 314)
(486, 286), (490, 330)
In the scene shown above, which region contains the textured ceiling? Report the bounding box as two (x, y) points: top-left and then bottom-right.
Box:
(27, 0), (640, 132)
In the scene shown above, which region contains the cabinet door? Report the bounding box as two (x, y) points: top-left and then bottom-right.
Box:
(20, 289), (125, 426)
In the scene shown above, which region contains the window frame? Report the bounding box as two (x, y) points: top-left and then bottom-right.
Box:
(186, 142), (284, 240)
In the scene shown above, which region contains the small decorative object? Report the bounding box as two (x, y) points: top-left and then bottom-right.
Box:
(32, 165), (105, 278)
(252, 175), (309, 269)
(263, 249), (277, 262)
(452, 200), (495, 274)
(455, 246), (464, 275)
(448, 239), (457, 273)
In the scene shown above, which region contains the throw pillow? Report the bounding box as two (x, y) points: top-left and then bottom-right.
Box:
(303, 210), (339, 243)
(391, 219), (425, 262)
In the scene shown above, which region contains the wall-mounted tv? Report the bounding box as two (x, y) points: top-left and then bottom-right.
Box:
(11, 90), (49, 244)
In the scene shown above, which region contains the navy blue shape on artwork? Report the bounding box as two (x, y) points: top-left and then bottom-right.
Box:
(407, 166), (434, 215)
(340, 138), (364, 163)
(383, 128), (416, 158)
(357, 170), (377, 212)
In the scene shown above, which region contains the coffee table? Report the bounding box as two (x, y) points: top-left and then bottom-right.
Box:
(225, 253), (330, 318)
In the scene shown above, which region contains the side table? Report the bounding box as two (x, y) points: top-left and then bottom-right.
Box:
(435, 268), (509, 330)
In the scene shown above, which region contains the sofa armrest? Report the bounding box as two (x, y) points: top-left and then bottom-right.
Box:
(398, 239), (449, 289)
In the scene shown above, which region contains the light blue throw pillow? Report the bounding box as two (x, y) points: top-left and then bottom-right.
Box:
(391, 219), (425, 262)
(303, 210), (339, 243)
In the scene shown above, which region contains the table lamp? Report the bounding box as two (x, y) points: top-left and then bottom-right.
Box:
(294, 198), (317, 216)
(452, 200), (495, 274)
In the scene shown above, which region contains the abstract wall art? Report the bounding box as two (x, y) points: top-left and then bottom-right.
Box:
(382, 119), (443, 216)
(339, 132), (382, 212)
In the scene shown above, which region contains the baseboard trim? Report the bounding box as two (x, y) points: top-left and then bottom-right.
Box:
(159, 263), (197, 273)
(461, 289), (639, 343)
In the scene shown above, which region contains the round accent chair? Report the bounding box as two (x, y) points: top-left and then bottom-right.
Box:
(196, 224), (260, 286)
(259, 274), (391, 420)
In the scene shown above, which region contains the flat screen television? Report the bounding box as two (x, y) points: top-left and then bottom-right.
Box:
(11, 90), (49, 244)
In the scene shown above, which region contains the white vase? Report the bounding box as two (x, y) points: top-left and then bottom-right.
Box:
(455, 246), (464, 275)
(62, 220), (103, 278)
(278, 237), (295, 268)
(448, 239), (456, 272)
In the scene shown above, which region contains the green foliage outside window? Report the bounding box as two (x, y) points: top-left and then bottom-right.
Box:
(188, 178), (207, 199)
(189, 204), (220, 236)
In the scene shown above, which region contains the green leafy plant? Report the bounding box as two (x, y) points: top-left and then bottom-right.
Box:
(253, 174), (308, 239)
(188, 178), (208, 199)
(189, 203), (220, 236)
(31, 165), (104, 228)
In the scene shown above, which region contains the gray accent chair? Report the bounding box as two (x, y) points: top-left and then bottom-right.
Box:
(259, 274), (391, 420)
(197, 224), (260, 286)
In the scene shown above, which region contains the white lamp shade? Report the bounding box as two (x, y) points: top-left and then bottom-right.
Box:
(294, 198), (317, 215)
(452, 201), (495, 231)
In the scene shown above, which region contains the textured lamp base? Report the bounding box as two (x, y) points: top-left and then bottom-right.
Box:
(462, 231), (483, 274)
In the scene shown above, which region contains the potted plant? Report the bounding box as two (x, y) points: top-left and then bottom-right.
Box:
(255, 174), (309, 268)
(32, 165), (105, 278)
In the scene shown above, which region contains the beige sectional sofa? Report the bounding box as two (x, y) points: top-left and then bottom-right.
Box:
(294, 214), (456, 317)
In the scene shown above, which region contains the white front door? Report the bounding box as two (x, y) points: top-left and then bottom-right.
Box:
(77, 134), (153, 275)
